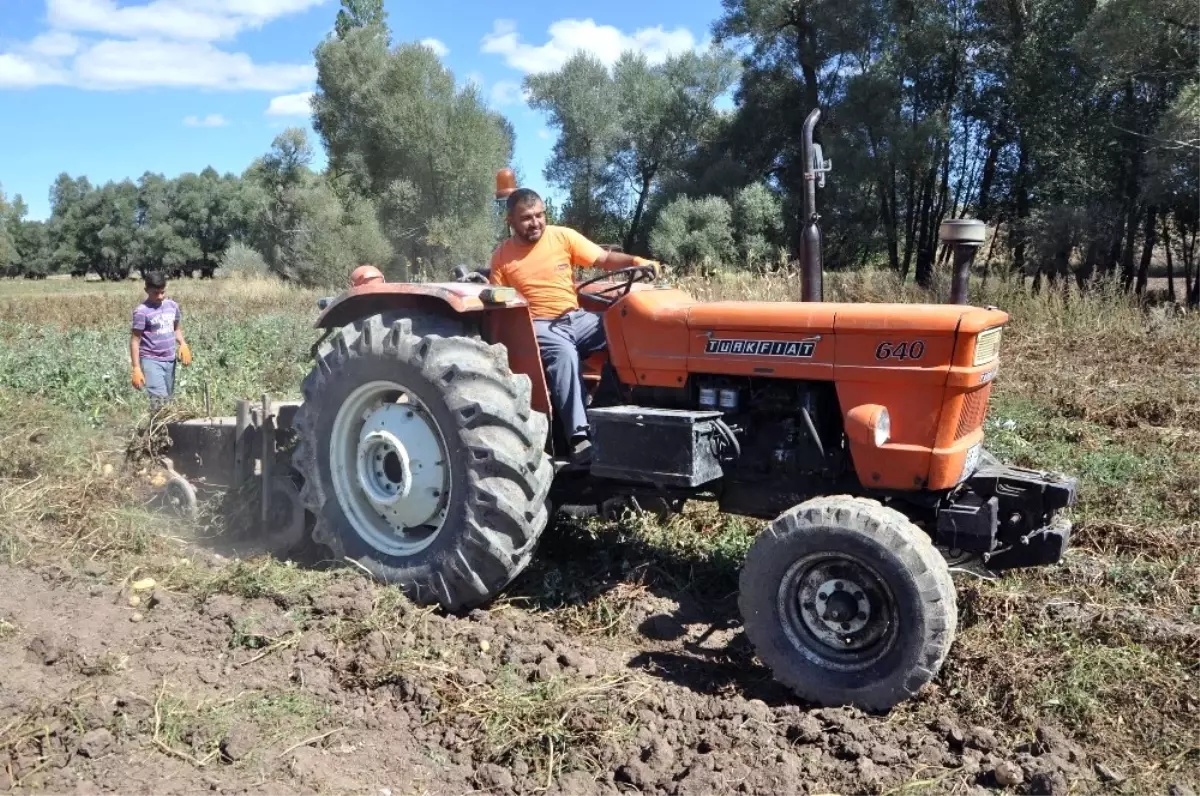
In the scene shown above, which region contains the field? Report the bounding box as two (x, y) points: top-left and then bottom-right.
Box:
(0, 271), (1197, 795)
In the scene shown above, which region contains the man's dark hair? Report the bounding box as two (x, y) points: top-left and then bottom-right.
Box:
(144, 271), (167, 290)
(506, 188), (542, 214)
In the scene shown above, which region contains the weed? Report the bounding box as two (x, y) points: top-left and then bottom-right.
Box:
(171, 558), (335, 604)
(556, 581), (652, 638)
(446, 665), (644, 779)
(150, 680), (328, 767)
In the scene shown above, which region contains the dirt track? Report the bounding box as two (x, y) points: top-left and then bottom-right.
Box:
(0, 532), (1136, 796)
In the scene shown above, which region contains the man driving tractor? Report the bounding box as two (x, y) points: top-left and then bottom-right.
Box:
(487, 188), (660, 465)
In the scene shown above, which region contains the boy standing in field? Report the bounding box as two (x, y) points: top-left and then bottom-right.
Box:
(130, 271), (192, 412)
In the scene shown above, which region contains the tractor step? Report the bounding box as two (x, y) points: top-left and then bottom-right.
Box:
(553, 458), (590, 474)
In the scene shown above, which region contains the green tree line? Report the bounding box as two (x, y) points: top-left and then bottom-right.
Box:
(526, 0), (1197, 302)
(3, 0), (1196, 303)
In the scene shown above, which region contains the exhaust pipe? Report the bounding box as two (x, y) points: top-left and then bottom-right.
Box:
(800, 108), (831, 302)
(938, 219), (986, 304)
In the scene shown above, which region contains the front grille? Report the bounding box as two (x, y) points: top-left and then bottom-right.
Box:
(955, 384), (993, 440)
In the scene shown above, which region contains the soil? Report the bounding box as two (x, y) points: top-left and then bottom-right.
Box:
(2, 530), (1178, 796)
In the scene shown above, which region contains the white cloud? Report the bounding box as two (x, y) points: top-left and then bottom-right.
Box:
(28, 32), (83, 58)
(464, 71), (485, 89)
(490, 80), (524, 106)
(0, 53), (69, 88)
(419, 37), (449, 57)
(266, 90), (314, 116)
(537, 128), (552, 140)
(0, 0), (322, 92)
(73, 39), (315, 90)
(183, 113), (229, 127)
(47, 0), (329, 42)
(481, 17), (701, 74)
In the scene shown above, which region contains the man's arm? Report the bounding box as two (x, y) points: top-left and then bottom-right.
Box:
(564, 228), (659, 273)
(594, 248), (658, 272)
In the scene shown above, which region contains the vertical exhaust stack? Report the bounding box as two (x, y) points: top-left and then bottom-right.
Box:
(800, 109), (832, 302)
(938, 219), (986, 304)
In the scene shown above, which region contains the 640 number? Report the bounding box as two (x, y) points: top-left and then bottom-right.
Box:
(875, 340), (925, 361)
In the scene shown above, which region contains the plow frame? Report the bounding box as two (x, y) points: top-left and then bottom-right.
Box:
(158, 394), (307, 550)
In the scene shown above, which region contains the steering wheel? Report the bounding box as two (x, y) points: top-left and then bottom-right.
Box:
(576, 265), (659, 306)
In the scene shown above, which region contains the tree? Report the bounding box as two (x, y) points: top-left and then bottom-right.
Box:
(0, 186), (20, 276)
(334, 0), (387, 40)
(612, 50), (740, 252)
(173, 168), (248, 277)
(245, 128), (393, 287)
(527, 48), (739, 253)
(732, 182), (785, 270)
(649, 195), (735, 274)
(712, 0), (861, 262)
(78, 180), (139, 281)
(708, 0), (1197, 297)
(34, 167), (252, 280)
(525, 53), (625, 242)
(45, 173), (92, 277)
(313, 2), (513, 271)
(14, 220), (52, 278)
(132, 172), (199, 277)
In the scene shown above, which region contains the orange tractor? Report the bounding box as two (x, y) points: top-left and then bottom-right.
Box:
(170, 110), (1076, 711)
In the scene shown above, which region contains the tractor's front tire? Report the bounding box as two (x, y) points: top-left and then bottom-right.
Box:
(738, 496), (957, 712)
(293, 312), (553, 611)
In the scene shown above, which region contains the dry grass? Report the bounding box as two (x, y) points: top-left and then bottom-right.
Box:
(450, 668), (645, 780)
(0, 274), (320, 329)
(150, 683), (328, 766)
(361, 636), (648, 781)
(1, 269), (1198, 790)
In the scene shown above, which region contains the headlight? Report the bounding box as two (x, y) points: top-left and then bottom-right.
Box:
(874, 408), (891, 447)
(846, 404), (891, 448)
(973, 327), (1003, 366)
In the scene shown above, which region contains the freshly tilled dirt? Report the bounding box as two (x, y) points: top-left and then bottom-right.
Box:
(0, 551), (1162, 796)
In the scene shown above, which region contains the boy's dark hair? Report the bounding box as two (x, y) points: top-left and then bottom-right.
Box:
(144, 271), (167, 290)
(506, 188), (542, 214)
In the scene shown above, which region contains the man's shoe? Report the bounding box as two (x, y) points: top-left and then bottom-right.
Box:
(570, 437), (593, 467)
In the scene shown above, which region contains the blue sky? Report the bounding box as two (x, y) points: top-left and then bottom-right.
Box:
(0, 0), (727, 220)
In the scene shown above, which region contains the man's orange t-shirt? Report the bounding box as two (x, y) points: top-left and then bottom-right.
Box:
(489, 226), (606, 320)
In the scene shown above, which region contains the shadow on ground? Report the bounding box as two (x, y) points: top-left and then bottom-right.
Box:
(501, 506), (805, 705)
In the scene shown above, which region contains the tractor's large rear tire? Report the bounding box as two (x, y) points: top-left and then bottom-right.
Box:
(292, 311), (553, 611)
(738, 496), (956, 712)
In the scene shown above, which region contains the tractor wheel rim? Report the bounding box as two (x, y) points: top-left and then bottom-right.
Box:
(779, 552), (895, 666)
(330, 380), (450, 557)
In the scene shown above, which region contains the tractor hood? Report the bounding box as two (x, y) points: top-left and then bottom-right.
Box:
(685, 301), (1008, 336)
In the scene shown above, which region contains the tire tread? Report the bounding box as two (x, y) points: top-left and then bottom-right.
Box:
(292, 311), (552, 612)
(738, 494), (957, 712)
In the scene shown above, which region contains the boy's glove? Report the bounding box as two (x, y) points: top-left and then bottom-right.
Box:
(132, 366), (145, 390)
(178, 342), (193, 366)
